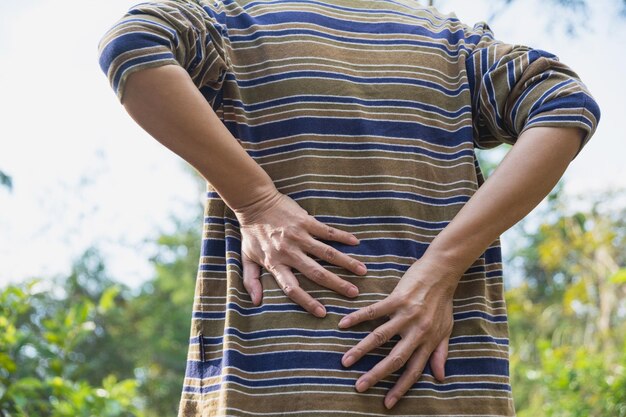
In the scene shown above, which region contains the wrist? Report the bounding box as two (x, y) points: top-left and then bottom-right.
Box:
(231, 185), (283, 225)
(412, 251), (465, 296)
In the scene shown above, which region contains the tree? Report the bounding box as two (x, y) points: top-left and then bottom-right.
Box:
(0, 276), (144, 416)
(0, 171), (11, 192)
(505, 188), (626, 416)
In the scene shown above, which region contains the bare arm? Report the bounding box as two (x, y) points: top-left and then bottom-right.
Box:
(98, 1), (368, 316)
(118, 63), (367, 316)
(338, 126), (587, 409)
(422, 125), (585, 283)
(121, 64), (279, 215)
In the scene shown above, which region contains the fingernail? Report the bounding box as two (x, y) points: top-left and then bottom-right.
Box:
(250, 290), (256, 301)
(348, 286), (359, 297)
(351, 236), (360, 244)
(356, 378), (369, 392)
(385, 396), (398, 409)
(338, 317), (350, 328)
(357, 264), (367, 274)
(343, 354), (354, 367)
(315, 306), (326, 317)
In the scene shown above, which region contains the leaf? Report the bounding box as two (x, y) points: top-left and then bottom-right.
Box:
(609, 268), (626, 285)
(98, 286), (120, 313)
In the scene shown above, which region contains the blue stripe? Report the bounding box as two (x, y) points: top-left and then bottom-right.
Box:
(185, 349), (510, 379)
(208, 190), (469, 206)
(99, 29), (174, 75)
(527, 79), (575, 116)
(527, 92), (589, 119)
(223, 116), (474, 146)
(245, 140), (474, 160)
(200, 238), (225, 257)
(111, 52), (174, 93)
(208, 233), (430, 259)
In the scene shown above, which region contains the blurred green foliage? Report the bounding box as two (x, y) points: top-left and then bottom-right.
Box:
(0, 170), (204, 416)
(506, 188), (626, 416)
(0, 171), (11, 192)
(0, 278), (143, 416)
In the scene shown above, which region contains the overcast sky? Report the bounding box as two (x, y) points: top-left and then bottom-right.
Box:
(1, 0), (624, 288)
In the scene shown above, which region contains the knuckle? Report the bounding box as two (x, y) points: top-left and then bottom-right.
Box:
(373, 329), (388, 346)
(282, 284), (295, 297)
(366, 305), (376, 320)
(265, 260), (277, 274)
(284, 224), (304, 241)
(326, 225), (335, 239)
(311, 268), (326, 283)
(296, 214), (310, 229)
(391, 355), (405, 370)
(274, 239), (288, 254)
(323, 246), (336, 262)
(417, 318), (434, 334)
(409, 368), (422, 383)
(404, 301), (421, 317)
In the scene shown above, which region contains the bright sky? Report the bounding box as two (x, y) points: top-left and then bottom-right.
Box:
(1, 0), (624, 288)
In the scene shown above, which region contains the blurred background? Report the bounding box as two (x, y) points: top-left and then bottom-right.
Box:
(1, 0), (624, 415)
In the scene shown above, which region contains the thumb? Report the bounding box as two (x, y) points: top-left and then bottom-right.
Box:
(242, 251), (263, 306)
(430, 336), (449, 383)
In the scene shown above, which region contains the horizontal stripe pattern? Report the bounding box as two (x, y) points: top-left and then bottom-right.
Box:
(97, 0), (600, 416)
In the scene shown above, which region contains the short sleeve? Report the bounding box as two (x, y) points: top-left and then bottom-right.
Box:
(463, 22), (601, 160)
(97, 0), (230, 104)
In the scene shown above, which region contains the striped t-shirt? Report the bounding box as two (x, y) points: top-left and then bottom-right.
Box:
(97, 0), (600, 416)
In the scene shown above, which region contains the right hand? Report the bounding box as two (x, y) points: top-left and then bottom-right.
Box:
(233, 189), (367, 318)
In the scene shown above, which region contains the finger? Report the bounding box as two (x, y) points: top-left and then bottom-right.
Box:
(242, 252), (263, 306)
(269, 264), (327, 318)
(341, 319), (399, 368)
(353, 335), (418, 393)
(429, 336), (449, 383)
(307, 218), (359, 246)
(384, 345), (431, 409)
(338, 297), (397, 329)
(303, 236), (367, 276)
(290, 251), (359, 298)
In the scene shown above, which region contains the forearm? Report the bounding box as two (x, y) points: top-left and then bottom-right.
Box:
(120, 64), (278, 212)
(421, 126), (584, 284)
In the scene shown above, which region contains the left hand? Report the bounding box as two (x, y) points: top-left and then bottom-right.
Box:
(337, 257), (458, 409)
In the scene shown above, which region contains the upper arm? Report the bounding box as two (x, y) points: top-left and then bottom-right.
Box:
(463, 22), (601, 160)
(97, 0), (230, 104)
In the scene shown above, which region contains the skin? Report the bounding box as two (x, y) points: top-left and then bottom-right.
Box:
(119, 63), (585, 410)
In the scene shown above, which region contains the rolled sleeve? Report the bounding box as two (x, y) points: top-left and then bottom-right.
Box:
(97, 0), (230, 104)
(463, 22), (601, 159)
